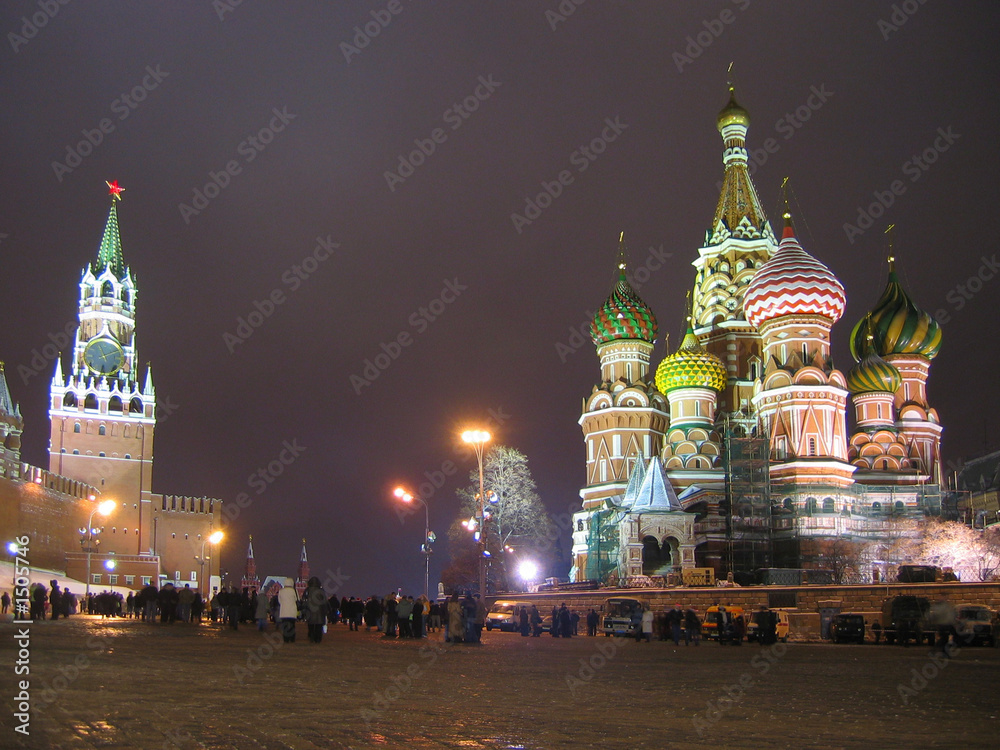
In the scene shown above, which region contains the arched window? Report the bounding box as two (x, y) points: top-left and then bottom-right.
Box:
(872, 501), (882, 513)
(783, 498), (793, 511)
(121, 288), (130, 305)
(808, 437), (817, 456)
(99, 425), (106, 436)
(894, 500), (905, 514)
(806, 498), (818, 515)
(72, 449), (80, 455)
(108, 396), (123, 412)
(101, 280), (114, 297)
(822, 498), (835, 513)
(64, 393), (77, 407)
(130, 398), (143, 414)
(84, 394), (98, 410)
(73, 422), (81, 433)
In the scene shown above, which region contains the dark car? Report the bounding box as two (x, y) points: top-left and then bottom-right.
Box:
(829, 613), (866, 644)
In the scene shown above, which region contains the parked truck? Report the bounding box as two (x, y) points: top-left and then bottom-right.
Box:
(881, 595), (934, 645)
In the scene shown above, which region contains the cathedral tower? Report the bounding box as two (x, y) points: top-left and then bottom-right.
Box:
(849, 254), (943, 483)
(744, 215), (854, 487)
(579, 235), (668, 509)
(690, 87), (777, 423)
(48, 182), (157, 556)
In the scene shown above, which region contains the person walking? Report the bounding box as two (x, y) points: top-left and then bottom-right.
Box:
(277, 578), (299, 643)
(640, 606), (654, 643)
(520, 606), (531, 637)
(255, 586), (271, 631)
(301, 576), (329, 643)
(49, 581), (62, 620)
(684, 607), (701, 646)
(1, 591), (10, 614)
(586, 608), (599, 637)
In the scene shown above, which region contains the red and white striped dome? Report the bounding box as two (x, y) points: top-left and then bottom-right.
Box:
(743, 217), (846, 329)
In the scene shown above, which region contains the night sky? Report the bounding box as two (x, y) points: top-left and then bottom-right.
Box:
(2, 1), (998, 595)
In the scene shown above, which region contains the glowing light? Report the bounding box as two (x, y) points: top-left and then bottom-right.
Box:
(6, 542), (19, 555)
(97, 499), (116, 516)
(518, 560), (539, 581)
(104, 558), (116, 571)
(208, 531), (224, 545)
(106, 180), (125, 201)
(461, 430), (491, 445)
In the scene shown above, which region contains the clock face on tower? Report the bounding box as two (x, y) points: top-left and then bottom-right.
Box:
(84, 337), (125, 375)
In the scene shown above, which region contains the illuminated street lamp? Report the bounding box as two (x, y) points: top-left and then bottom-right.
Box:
(195, 530), (224, 598)
(83, 499), (116, 600)
(394, 487), (433, 599)
(462, 429), (491, 596)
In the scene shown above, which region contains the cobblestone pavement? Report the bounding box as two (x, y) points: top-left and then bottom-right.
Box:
(3, 616), (999, 749)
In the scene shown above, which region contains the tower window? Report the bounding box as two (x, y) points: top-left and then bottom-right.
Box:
(130, 398), (143, 414)
(74, 423), (81, 433)
(99, 452), (106, 457)
(109, 397), (123, 412)
(99, 425), (106, 436)
(125, 454), (131, 459)
(84, 394), (97, 410)
(808, 437), (817, 456)
(102, 281), (114, 297)
(64, 393), (77, 407)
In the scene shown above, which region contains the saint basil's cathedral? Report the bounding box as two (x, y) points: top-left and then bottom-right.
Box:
(570, 88), (944, 584)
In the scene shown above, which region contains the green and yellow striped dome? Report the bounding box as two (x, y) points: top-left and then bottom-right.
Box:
(591, 268), (658, 346)
(847, 350), (903, 395)
(850, 268), (941, 360)
(655, 327), (726, 393)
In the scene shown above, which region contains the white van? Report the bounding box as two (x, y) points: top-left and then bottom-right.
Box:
(486, 600), (533, 632)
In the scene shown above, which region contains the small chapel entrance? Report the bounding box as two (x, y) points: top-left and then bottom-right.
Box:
(641, 536), (680, 576)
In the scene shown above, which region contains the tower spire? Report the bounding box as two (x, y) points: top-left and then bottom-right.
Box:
(295, 538), (310, 598)
(97, 181), (127, 278)
(885, 224), (896, 273)
(710, 78), (772, 243)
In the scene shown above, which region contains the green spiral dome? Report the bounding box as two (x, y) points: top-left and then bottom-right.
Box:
(847, 351), (903, 395)
(591, 269), (658, 345)
(850, 270), (942, 360)
(655, 327), (727, 394)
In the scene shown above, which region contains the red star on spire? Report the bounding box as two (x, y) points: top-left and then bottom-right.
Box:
(106, 180), (125, 201)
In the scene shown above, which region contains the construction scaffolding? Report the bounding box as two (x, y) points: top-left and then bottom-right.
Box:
(722, 418), (773, 576)
(584, 507), (621, 584)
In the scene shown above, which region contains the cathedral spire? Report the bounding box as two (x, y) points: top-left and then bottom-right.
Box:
(709, 82), (773, 244)
(96, 181), (127, 279)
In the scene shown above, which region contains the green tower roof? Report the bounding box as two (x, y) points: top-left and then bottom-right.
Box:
(96, 200), (126, 279)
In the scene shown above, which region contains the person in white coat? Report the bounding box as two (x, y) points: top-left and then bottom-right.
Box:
(640, 607), (654, 643)
(277, 578), (299, 643)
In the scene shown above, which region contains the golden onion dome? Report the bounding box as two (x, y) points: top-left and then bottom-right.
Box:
(655, 326), (727, 394)
(717, 86), (750, 131)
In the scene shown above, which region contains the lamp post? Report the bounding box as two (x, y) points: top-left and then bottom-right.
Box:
(394, 487), (432, 599)
(82, 499), (116, 600)
(462, 430), (491, 596)
(196, 531), (225, 598)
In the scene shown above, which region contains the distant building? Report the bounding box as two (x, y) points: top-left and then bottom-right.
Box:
(571, 88), (943, 584)
(953, 451), (1000, 527)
